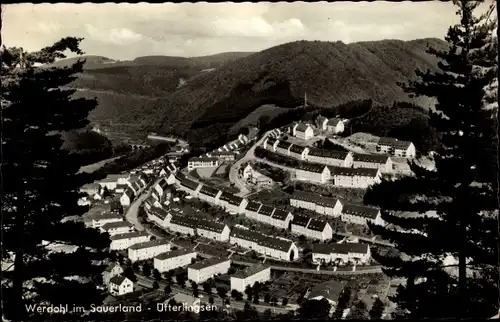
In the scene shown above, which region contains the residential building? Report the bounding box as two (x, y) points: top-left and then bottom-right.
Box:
(147, 207), (172, 228)
(154, 178), (170, 198)
(307, 279), (349, 309)
(100, 221), (135, 236)
(103, 262), (124, 285)
(238, 134), (249, 145)
(263, 137), (279, 151)
(86, 213), (123, 229)
(243, 165), (273, 186)
(312, 243), (371, 265)
(244, 201), (263, 221)
(188, 157), (219, 171)
(144, 196), (156, 211)
(98, 174), (129, 190)
(219, 191), (248, 214)
(109, 231), (151, 251)
(207, 151), (237, 161)
(289, 190), (343, 217)
(291, 214), (332, 241)
(154, 249), (197, 273)
(168, 215), (198, 236)
(270, 208), (294, 230)
(196, 220), (231, 242)
(198, 185), (222, 205)
(230, 228), (262, 251)
(159, 164), (178, 177)
(341, 204), (384, 226)
(115, 184), (128, 194)
(256, 204), (276, 226)
(330, 167), (381, 188)
(109, 275), (134, 296)
(128, 239), (171, 262)
(316, 115), (329, 131)
(289, 144), (310, 160)
(293, 123), (315, 140)
(165, 173), (177, 185)
(187, 257), (231, 284)
(352, 154), (393, 173)
(230, 265), (271, 293)
(305, 148), (353, 167)
(178, 177), (202, 196)
(120, 188), (135, 207)
(276, 140), (293, 156)
(268, 128), (282, 139)
(295, 163), (331, 184)
(80, 183), (101, 196)
(376, 137), (416, 158)
(326, 118), (345, 134)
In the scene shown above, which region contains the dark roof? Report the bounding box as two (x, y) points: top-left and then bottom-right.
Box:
(88, 212), (123, 221)
(180, 177), (200, 191)
(109, 275), (129, 285)
(377, 137), (412, 149)
(296, 163), (327, 173)
(343, 204), (380, 219)
(313, 243), (369, 255)
(155, 249), (196, 261)
(291, 190), (341, 208)
(101, 221), (132, 230)
(276, 140), (293, 150)
(292, 214), (311, 227)
(308, 148), (349, 160)
(317, 115), (328, 123)
(104, 262), (121, 272)
(258, 205), (275, 217)
(110, 200), (122, 210)
(266, 137), (277, 146)
(157, 178), (169, 189)
(232, 264), (270, 279)
(197, 219), (228, 234)
(271, 209), (291, 221)
(308, 279), (346, 302)
(170, 215), (199, 228)
(353, 154), (390, 164)
(150, 207), (170, 221)
(175, 172), (186, 182)
(312, 243), (335, 255)
(110, 231), (150, 241)
(306, 218), (329, 232)
(329, 166), (379, 178)
(129, 239), (170, 250)
(327, 118), (342, 126)
(132, 181), (142, 191)
(289, 144), (306, 154)
(189, 156), (219, 163)
(230, 228), (262, 243)
(188, 257), (229, 270)
(199, 185), (220, 198)
(245, 201), (262, 212)
(123, 188), (135, 199)
(296, 123), (311, 132)
(260, 236), (294, 252)
(219, 191), (244, 206)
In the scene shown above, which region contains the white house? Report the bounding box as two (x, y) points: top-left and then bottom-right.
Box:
(154, 249), (197, 273)
(198, 185), (222, 205)
(154, 178), (170, 198)
(159, 164), (177, 177)
(120, 188), (135, 207)
(196, 220), (231, 242)
(230, 265), (271, 293)
(188, 157), (219, 171)
(276, 140), (293, 156)
(177, 177), (202, 196)
(352, 154), (393, 173)
(230, 228), (262, 252)
(238, 134), (249, 145)
(108, 275), (134, 296)
(376, 137), (416, 158)
(244, 201), (263, 221)
(168, 215), (198, 236)
(98, 174), (129, 190)
(109, 231), (151, 251)
(269, 208), (294, 230)
(289, 144), (310, 160)
(242, 165), (273, 186)
(295, 163), (331, 184)
(187, 257), (231, 284)
(330, 167), (381, 189)
(293, 123), (314, 140)
(80, 183), (101, 196)
(341, 204), (384, 226)
(326, 118), (344, 134)
(103, 262), (124, 285)
(291, 214), (332, 241)
(86, 213), (123, 229)
(147, 207), (172, 228)
(289, 190), (343, 217)
(312, 243), (371, 265)
(255, 204), (276, 226)
(128, 239), (171, 262)
(305, 148), (353, 167)
(219, 192), (248, 214)
(316, 115), (329, 131)
(263, 137), (279, 151)
(100, 221), (135, 236)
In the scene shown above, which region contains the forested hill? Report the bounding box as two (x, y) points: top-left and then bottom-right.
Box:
(65, 38), (448, 147)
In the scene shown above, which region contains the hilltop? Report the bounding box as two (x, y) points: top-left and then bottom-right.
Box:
(66, 38), (448, 147)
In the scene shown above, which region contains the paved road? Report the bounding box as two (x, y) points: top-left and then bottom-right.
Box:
(125, 193), (149, 232)
(229, 130), (274, 197)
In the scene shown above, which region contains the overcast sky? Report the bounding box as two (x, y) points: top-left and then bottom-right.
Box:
(2, 2), (486, 60)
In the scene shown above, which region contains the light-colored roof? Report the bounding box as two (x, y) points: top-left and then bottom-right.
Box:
(232, 264), (270, 279)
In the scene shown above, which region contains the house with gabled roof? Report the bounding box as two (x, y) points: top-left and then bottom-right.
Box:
(290, 190), (343, 217)
(86, 213), (124, 229)
(103, 262), (124, 285)
(178, 177), (202, 196)
(218, 191), (248, 214)
(231, 264), (271, 293)
(154, 249), (197, 273)
(120, 188), (135, 207)
(168, 215), (198, 236)
(244, 201), (263, 221)
(330, 166), (381, 188)
(187, 257), (231, 284)
(353, 153), (393, 173)
(256, 204), (276, 226)
(196, 219), (231, 242)
(100, 221), (135, 236)
(128, 239), (171, 262)
(292, 122), (314, 140)
(276, 140), (293, 156)
(326, 118), (344, 134)
(289, 144), (310, 160)
(291, 214), (332, 241)
(295, 163), (331, 184)
(109, 275), (134, 296)
(154, 178), (170, 198)
(312, 243), (371, 265)
(263, 137), (279, 151)
(198, 184), (222, 205)
(341, 204), (383, 226)
(376, 137), (416, 158)
(316, 115), (329, 131)
(305, 148), (353, 167)
(270, 208), (294, 230)
(147, 206), (172, 228)
(109, 231), (151, 250)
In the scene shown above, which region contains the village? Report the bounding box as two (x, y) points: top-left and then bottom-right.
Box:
(73, 113), (423, 318)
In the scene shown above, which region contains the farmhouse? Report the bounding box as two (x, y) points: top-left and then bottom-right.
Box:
(293, 123), (314, 140)
(305, 148), (353, 167)
(86, 213), (123, 229)
(244, 201), (263, 221)
(291, 214), (332, 241)
(316, 115), (329, 131)
(103, 262), (124, 285)
(276, 140), (293, 156)
(120, 188), (135, 206)
(168, 215), (198, 236)
(218, 191), (248, 214)
(147, 207), (172, 228)
(326, 118), (344, 134)
(187, 257), (231, 284)
(154, 249), (197, 273)
(263, 137), (279, 151)
(312, 243), (371, 265)
(109, 231), (151, 250)
(330, 167), (381, 188)
(289, 190), (343, 217)
(100, 221), (135, 236)
(196, 219), (231, 242)
(198, 184), (222, 205)
(295, 163), (331, 184)
(289, 144), (310, 160)
(80, 183), (101, 196)
(109, 275), (134, 296)
(376, 137), (416, 158)
(187, 157), (220, 171)
(352, 154), (393, 173)
(154, 178), (170, 198)
(128, 239), (171, 262)
(230, 264), (271, 293)
(341, 204), (384, 226)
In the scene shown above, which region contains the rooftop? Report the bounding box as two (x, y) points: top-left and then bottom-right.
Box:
(128, 239), (170, 250)
(306, 218), (329, 232)
(257, 205), (275, 217)
(170, 215), (199, 228)
(110, 231), (150, 241)
(188, 257), (229, 270)
(296, 123), (311, 132)
(179, 177), (200, 191)
(199, 185), (220, 197)
(155, 248), (196, 261)
(232, 264), (270, 279)
(292, 213), (312, 227)
(189, 156), (219, 163)
(289, 144), (306, 154)
(327, 118), (342, 126)
(276, 140), (293, 150)
(271, 208), (291, 221)
(101, 221), (133, 231)
(329, 166), (379, 178)
(245, 201), (262, 212)
(308, 148), (349, 160)
(109, 275), (129, 285)
(196, 219), (227, 234)
(343, 204), (380, 219)
(353, 153), (390, 164)
(296, 163), (327, 173)
(291, 190), (341, 208)
(377, 137), (412, 149)
(150, 207), (170, 221)
(219, 191), (244, 206)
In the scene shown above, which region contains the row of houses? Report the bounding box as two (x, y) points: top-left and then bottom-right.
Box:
(288, 117), (345, 142)
(312, 242), (371, 265)
(294, 162), (382, 188)
(289, 190), (384, 226)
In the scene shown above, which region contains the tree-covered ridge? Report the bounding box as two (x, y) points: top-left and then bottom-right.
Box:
(363, 0), (498, 319)
(2, 37), (111, 320)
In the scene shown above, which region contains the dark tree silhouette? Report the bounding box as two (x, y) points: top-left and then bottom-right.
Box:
(369, 298), (385, 320)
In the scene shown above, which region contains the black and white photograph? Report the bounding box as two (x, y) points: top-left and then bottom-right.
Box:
(1, 1), (499, 320)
